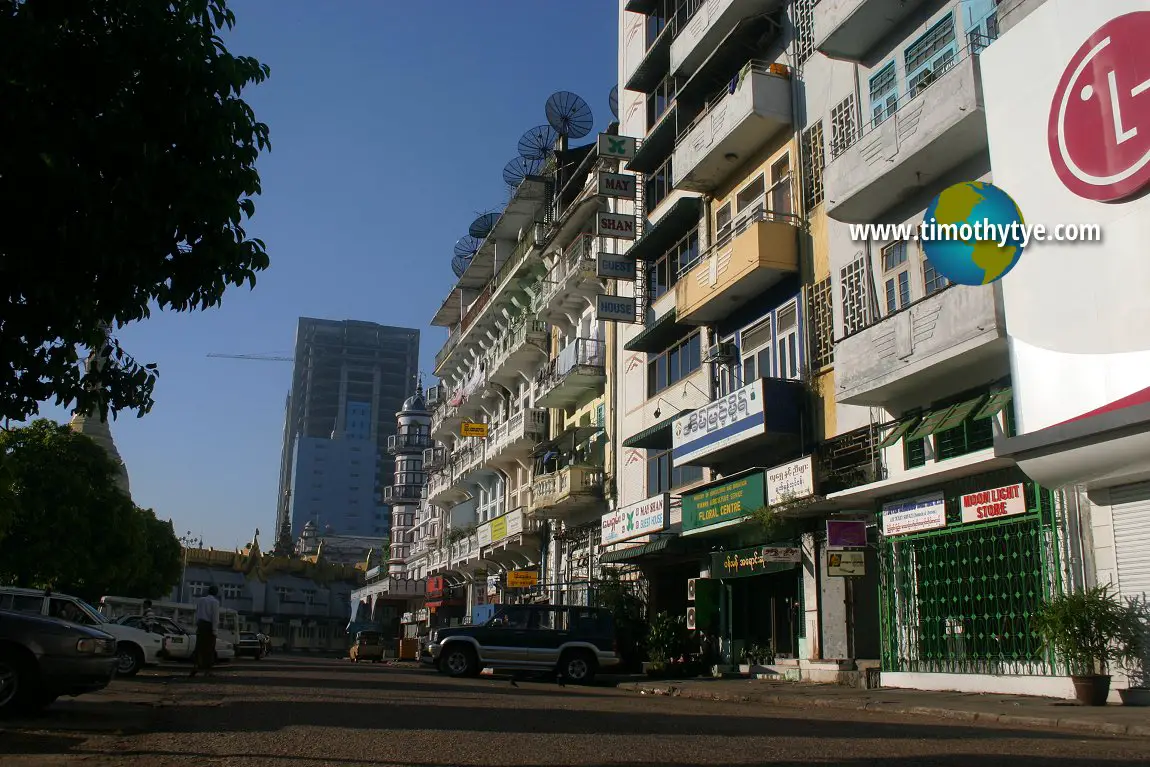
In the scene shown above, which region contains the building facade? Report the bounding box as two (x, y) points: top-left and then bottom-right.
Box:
(275, 317), (420, 540)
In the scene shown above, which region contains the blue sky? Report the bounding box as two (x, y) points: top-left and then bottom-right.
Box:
(29, 1), (620, 550)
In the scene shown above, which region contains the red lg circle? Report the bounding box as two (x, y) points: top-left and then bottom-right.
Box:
(1048, 11), (1150, 202)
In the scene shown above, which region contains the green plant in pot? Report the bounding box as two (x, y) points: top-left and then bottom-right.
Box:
(1033, 584), (1143, 706)
(645, 611), (688, 677)
(1117, 595), (1150, 706)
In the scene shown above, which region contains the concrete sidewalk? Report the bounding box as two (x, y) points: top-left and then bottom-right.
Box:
(614, 676), (1150, 737)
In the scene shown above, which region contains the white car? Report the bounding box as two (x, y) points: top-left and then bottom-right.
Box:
(0, 587), (164, 676)
(157, 626), (235, 663)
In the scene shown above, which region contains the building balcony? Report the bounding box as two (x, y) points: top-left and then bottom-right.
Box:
(534, 338), (607, 411)
(675, 209), (800, 325)
(487, 408), (547, 465)
(427, 469), (468, 506)
(431, 403), (462, 442)
(487, 319), (549, 388)
(422, 446), (448, 472)
(536, 234), (603, 326)
(450, 441), (488, 487)
(671, 0), (786, 82)
(673, 63), (793, 192)
(448, 534), (482, 569)
(383, 484), (424, 504)
(529, 465), (605, 519)
(834, 284), (1008, 409)
(825, 45), (987, 223)
(814, 0), (930, 62)
(386, 433), (433, 455)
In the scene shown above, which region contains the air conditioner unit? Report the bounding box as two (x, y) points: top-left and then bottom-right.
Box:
(686, 606), (697, 631)
(705, 343), (738, 364)
(425, 386), (441, 406)
(533, 222), (547, 247)
(687, 578), (697, 601)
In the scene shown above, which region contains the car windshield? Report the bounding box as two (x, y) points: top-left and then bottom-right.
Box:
(74, 599), (107, 623)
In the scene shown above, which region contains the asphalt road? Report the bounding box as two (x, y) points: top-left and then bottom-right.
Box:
(3, 655), (1150, 766)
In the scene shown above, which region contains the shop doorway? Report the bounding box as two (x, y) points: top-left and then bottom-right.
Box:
(726, 566), (801, 662)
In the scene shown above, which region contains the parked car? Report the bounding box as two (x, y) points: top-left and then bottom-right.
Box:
(235, 632), (266, 659)
(112, 614), (234, 663)
(0, 587), (164, 677)
(349, 630), (385, 663)
(426, 604), (619, 684)
(0, 608), (118, 716)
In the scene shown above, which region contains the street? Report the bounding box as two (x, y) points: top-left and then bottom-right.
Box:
(3, 656), (1150, 766)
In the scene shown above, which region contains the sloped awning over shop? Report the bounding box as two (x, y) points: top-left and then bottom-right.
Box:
(599, 535), (694, 564)
(621, 411), (687, 451)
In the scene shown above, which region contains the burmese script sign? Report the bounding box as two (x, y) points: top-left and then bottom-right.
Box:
(711, 544), (801, 579)
(601, 493), (669, 546)
(681, 472), (765, 533)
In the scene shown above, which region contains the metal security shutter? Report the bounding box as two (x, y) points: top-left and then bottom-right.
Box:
(1111, 482), (1150, 599)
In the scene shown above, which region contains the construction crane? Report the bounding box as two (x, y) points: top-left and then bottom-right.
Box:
(206, 353), (294, 362)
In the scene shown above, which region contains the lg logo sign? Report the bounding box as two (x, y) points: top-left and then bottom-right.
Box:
(1049, 11), (1150, 202)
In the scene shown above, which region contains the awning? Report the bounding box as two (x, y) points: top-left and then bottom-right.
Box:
(626, 104), (679, 174)
(624, 307), (695, 353)
(876, 417), (919, 450)
(976, 388), (1013, 420)
(600, 535), (683, 563)
(905, 396), (987, 441)
(623, 195), (703, 262)
(625, 21), (675, 93)
(625, 0), (658, 13)
(621, 411), (687, 450)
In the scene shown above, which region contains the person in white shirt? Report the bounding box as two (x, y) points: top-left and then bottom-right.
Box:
(191, 585), (220, 677)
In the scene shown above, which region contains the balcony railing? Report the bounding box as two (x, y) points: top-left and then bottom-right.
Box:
(539, 233), (597, 308)
(489, 408), (547, 457)
(530, 465), (605, 513)
(461, 284), (495, 333)
(555, 337), (606, 378)
(492, 225), (542, 290)
(434, 326), (461, 372)
(383, 485), (424, 503)
(486, 319), (549, 374)
(387, 433), (433, 454)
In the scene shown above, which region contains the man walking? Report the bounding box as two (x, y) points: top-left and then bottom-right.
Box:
(191, 585), (220, 677)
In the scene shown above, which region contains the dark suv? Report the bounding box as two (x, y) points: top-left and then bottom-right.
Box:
(427, 604), (618, 684)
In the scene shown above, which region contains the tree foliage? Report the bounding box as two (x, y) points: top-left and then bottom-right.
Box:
(0, 0), (271, 423)
(0, 420), (182, 601)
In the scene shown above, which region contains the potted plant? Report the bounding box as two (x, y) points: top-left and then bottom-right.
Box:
(1034, 584), (1143, 706)
(739, 641), (774, 673)
(644, 611), (687, 678)
(1118, 595), (1150, 706)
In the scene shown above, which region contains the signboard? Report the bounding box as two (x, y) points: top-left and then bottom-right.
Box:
(595, 210), (637, 240)
(673, 378), (765, 467)
(597, 171), (637, 199)
(960, 483), (1028, 524)
(596, 252), (636, 280)
(597, 133), (637, 160)
(601, 493), (670, 546)
(507, 570), (538, 588)
(460, 421), (488, 438)
(595, 293), (637, 322)
(681, 471), (765, 533)
(881, 492), (948, 537)
(711, 544), (801, 579)
(766, 455), (815, 505)
(490, 514), (508, 542)
(826, 519), (868, 549)
(828, 551), (866, 577)
(1048, 11), (1150, 202)
(505, 509), (523, 537)
(477, 523), (492, 547)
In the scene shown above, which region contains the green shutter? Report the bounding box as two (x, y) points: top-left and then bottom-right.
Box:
(906, 406), (958, 441)
(975, 388), (1013, 420)
(930, 396), (986, 433)
(877, 418), (920, 450)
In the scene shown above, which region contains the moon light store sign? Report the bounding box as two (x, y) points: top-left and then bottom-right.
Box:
(881, 492), (947, 537)
(681, 471), (765, 533)
(712, 544), (801, 579)
(601, 493), (670, 546)
(960, 483), (1027, 524)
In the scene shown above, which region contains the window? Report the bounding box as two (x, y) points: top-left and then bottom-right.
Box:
(646, 228), (700, 300)
(968, 7), (999, 54)
(869, 62), (899, 127)
(776, 302), (800, 380)
(0, 594), (43, 614)
(794, 0), (816, 66)
(882, 241), (911, 314)
(810, 277), (834, 369)
(647, 449), (704, 494)
(904, 14), (957, 96)
(647, 73), (677, 130)
(647, 333), (701, 397)
(840, 257), (871, 336)
(830, 94), (859, 157)
(221, 584), (243, 600)
(770, 155), (792, 216)
(188, 581), (210, 598)
(645, 156), (673, 214)
(740, 316), (772, 384)
(736, 174), (765, 213)
(924, 257), (949, 296)
(715, 202), (733, 247)
(800, 121), (825, 210)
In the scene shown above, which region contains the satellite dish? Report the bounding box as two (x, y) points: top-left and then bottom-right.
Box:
(545, 91), (593, 139)
(468, 212), (500, 240)
(503, 156), (545, 188)
(454, 236), (480, 260)
(518, 124), (559, 161)
(609, 85), (619, 121)
(451, 256), (470, 278)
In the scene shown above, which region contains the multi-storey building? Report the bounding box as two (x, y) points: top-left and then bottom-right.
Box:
(275, 317), (420, 540)
(385, 388), (432, 573)
(608, 0), (1078, 696)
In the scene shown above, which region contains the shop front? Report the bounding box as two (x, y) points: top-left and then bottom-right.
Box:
(877, 467), (1069, 696)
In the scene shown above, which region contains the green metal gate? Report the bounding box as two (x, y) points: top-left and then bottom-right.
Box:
(878, 468), (1066, 675)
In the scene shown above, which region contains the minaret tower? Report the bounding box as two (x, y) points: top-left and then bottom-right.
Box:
(386, 377), (432, 575)
(68, 322), (131, 497)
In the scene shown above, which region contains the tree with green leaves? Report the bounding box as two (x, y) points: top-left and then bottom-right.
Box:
(0, 0), (271, 423)
(0, 420), (182, 601)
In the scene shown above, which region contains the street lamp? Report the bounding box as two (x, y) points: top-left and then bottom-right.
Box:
(178, 531), (202, 603)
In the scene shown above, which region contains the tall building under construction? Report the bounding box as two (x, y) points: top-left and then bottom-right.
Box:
(275, 317), (420, 541)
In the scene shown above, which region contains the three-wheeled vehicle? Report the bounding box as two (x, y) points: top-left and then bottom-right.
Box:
(349, 630), (385, 663)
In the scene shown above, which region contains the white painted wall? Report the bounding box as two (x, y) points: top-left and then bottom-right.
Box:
(981, 0), (1150, 434)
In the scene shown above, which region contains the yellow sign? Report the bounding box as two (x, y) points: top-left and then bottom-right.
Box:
(490, 515), (507, 542)
(506, 570), (538, 588)
(460, 421), (489, 438)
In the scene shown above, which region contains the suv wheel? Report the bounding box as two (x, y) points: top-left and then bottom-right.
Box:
(559, 650), (596, 684)
(0, 650), (45, 716)
(440, 644), (478, 678)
